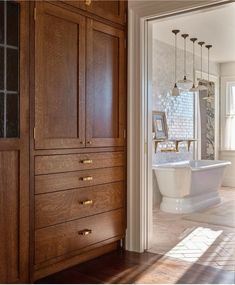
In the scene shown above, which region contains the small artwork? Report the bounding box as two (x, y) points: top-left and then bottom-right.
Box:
(152, 111), (168, 139)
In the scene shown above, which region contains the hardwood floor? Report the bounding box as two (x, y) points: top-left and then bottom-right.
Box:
(36, 249), (234, 284)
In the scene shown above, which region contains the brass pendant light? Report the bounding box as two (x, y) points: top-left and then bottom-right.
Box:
(177, 34), (193, 91)
(172, 29), (180, 96)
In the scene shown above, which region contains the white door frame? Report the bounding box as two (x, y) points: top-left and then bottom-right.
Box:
(126, 0), (231, 253)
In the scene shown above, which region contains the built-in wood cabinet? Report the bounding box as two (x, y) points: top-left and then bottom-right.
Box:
(32, 0), (127, 281)
(1, 0), (127, 282)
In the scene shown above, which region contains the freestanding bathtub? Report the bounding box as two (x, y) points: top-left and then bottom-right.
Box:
(153, 160), (231, 214)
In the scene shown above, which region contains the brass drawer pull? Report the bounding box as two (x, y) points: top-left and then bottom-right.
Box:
(80, 176), (93, 181)
(81, 159), (93, 164)
(79, 200), (93, 205)
(78, 229), (92, 236)
(87, 141), (92, 145)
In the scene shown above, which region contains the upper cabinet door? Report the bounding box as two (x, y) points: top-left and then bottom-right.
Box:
(63, 1), (126, 25)
(86, 19), (126, 148)
(85, 1), (126, 25)
(35, 3), (85, 149)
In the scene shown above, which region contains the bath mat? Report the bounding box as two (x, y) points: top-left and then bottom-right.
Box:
(184, 200), (235, 228)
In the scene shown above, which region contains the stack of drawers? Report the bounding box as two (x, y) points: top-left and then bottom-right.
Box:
(34, 152), (125, 265)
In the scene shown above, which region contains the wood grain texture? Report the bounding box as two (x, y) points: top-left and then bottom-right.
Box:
(33, 242), (118, 281)
(35, 182), (125, 229)
(35, 166), (124, 194)
(0, 151), (19, 283)
(35, 2), (85, 149)
(35, 151), (125, 175)
(86, 19), (126, 147)
(35, 209), (124, 264)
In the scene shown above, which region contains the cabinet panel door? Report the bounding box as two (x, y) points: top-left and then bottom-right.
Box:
(86, 20), (126, 147)
(0, 151), (19, 283)
(35, 3), (85, 149)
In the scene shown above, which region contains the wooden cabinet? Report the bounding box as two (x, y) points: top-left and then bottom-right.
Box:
(86, 19), (126, 147)
(1, 0), (126, 282)
(35, 2), (126, 150)
(35, 3), (86, 149)
(32, 0), (127, 281)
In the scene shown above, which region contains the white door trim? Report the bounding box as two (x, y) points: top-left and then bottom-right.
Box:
(126, 0), (231, 253)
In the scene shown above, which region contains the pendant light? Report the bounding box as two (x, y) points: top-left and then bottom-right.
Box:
(197, 41), (208, 91)
(203, 45), (214, 101)
(172, 29), (180, 96)
(189, 38), (199, 92)
(177, 34), (193, 91)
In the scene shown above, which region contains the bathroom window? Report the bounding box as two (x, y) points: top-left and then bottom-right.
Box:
(224, 81), (235, 150)
(226, 82), (235, 116)
(0, 1), (20, 138)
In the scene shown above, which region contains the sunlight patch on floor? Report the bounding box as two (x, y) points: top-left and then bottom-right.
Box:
(165, 227), (223, 262)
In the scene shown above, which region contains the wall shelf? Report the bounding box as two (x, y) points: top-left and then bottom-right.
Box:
(153, 139), (197, 153)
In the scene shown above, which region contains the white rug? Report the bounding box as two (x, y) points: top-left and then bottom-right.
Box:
(184, 200), (235, 228)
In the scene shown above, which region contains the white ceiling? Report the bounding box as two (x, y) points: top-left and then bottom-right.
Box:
(152, 2), (235, 63)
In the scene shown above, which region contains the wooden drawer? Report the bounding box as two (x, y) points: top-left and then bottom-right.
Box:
(35, 209), (124, 264)
(35, 181), (124, 229)
(35, 167), (124, 194)
(35, 152), (125, 175)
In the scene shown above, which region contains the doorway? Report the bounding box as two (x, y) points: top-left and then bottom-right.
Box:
(126, 0), (235, 255)
(145, 1), (235, 274)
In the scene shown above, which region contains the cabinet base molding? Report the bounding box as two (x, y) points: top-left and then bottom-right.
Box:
(33, 241), (119, 281)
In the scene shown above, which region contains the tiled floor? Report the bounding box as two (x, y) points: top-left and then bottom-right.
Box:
(150, 187), (235, 272)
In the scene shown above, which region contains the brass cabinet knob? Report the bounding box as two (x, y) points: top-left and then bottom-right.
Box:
(87, 141), (92, 145)
(84, 0), (92, 6)
(79, 200), (93, 205)
(78, 229), (92, 235)
(80, 159), (93, 164)
(80, 141), (85, 145)
(80, 176), (93, 181)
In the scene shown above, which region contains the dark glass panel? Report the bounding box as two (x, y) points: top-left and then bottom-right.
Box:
(6, 93), (18, 137)
(7, 1), (19, 46)
(0, 47), (4, 90)
(0, 93), (4, 137)
(0, 1), (4, 44)
(7, 48), (18, 91)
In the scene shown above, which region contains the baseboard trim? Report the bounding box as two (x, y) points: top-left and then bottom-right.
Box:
(222, 177), (235, 188)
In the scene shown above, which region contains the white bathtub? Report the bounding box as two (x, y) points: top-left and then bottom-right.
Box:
(153, 160), (231, 214)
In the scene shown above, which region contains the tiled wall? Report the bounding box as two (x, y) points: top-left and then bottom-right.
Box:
(152, 39), (219, 165)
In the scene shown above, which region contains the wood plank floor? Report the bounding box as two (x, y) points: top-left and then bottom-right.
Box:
(36, 249), (235, 284)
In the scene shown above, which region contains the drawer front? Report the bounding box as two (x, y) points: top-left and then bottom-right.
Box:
(35, 209), (124, 264)
(35, 167), (124, 194)
(35, 182), (125, 229)
(35, 152), (125, 175)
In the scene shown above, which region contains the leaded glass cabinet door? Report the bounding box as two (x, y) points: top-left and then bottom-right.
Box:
(0, 0), (19, 138)
(0, 1), (29, 283)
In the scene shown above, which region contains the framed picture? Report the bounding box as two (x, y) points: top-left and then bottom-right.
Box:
(152, 111), (168, 139)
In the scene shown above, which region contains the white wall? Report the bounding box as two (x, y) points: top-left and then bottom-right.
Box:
(219, 61), (235, 187)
